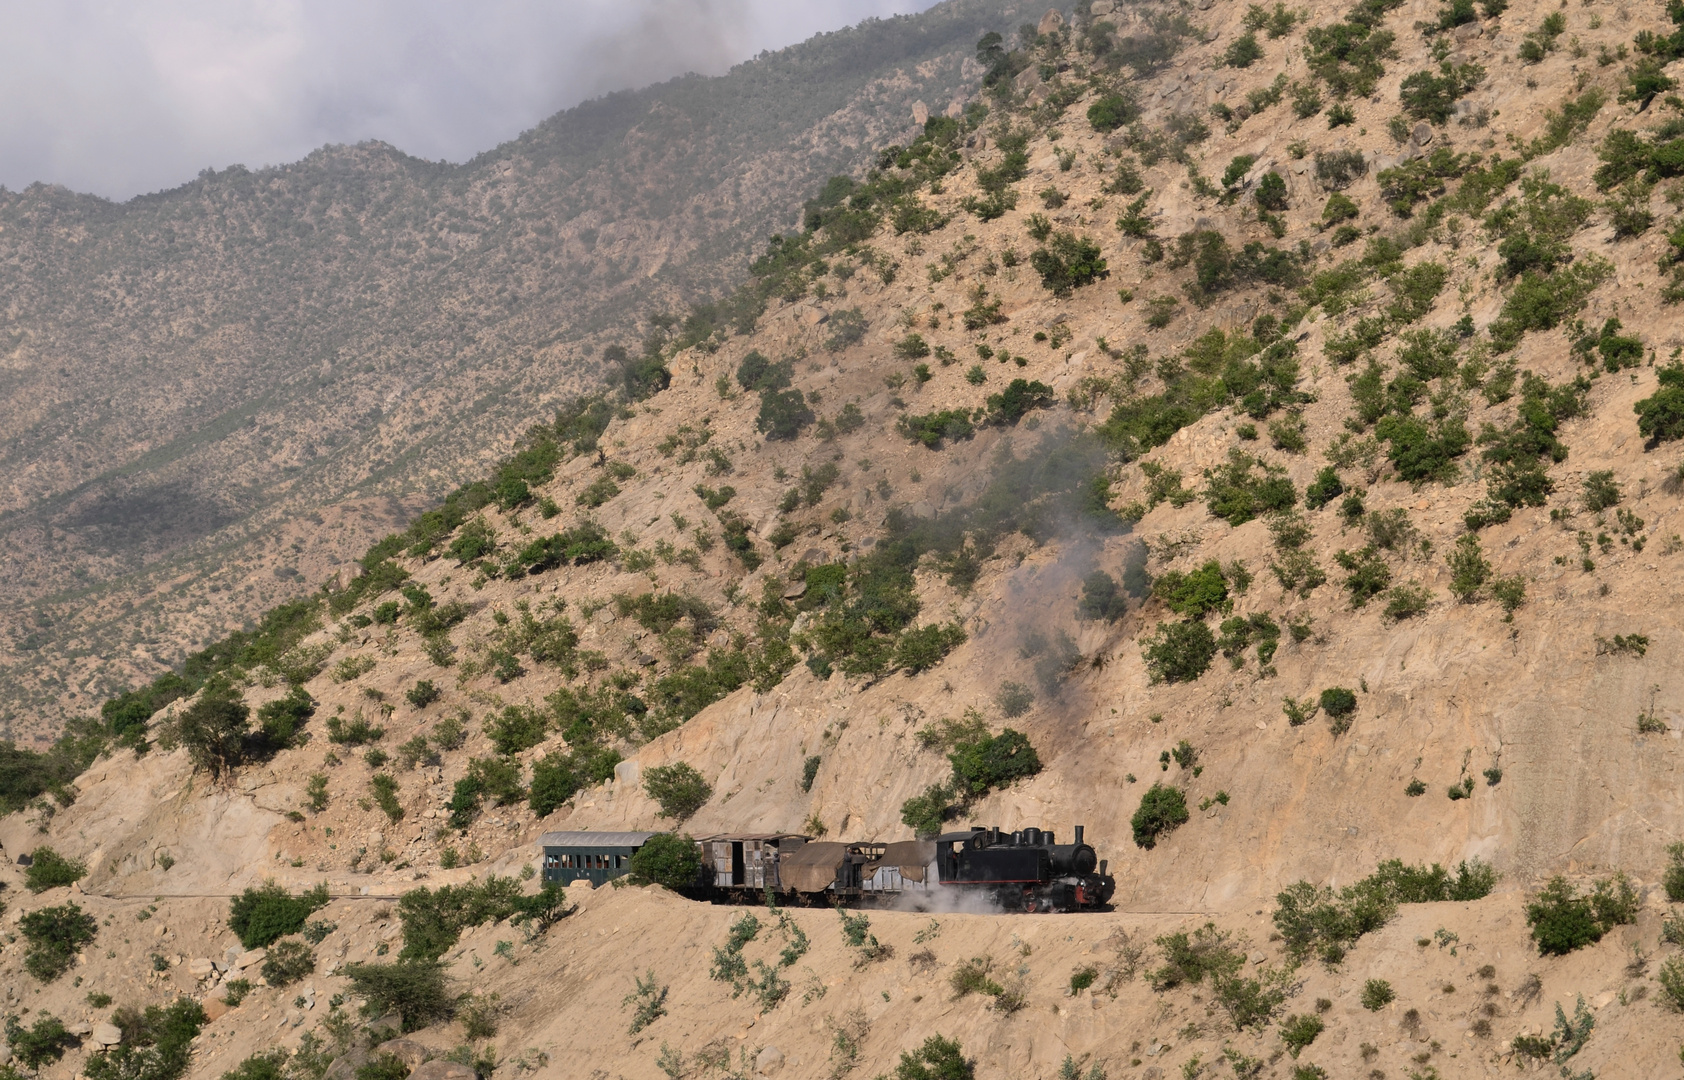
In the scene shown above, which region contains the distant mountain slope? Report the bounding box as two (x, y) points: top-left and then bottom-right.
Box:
(0, 0), (1018, 735)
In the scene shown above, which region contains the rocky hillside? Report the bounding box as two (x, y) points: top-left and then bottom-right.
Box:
(7, 0), (1684, 1078)
(0, 0), (1021, 737)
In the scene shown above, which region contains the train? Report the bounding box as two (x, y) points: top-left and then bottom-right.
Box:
(539, 823), (1116, 912)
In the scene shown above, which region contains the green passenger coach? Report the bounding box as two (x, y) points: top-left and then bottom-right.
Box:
(538, 830), (655, 886)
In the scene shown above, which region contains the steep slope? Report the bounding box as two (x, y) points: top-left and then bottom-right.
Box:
(7, 1), (1684, 1078)
(0, 0), (1021, 736)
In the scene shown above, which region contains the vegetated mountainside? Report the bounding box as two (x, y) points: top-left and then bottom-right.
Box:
(9, 0), (1684, 1078)
(0, 0), (1020, 737)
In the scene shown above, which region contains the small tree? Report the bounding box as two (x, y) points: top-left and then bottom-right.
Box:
(343, 960), (455, 1032)
(1255, 172), (1289, 211)
(20, 902), (98, 981)
(1446, 533), (1492, 602)
(949, 729), (1042, 797)
(1318, 687), (1358, 719)
(1131, 784), (1189, 849)
(628, 833), (702, 889)
(173, 685), (251, 779)
(1141, 620), (1218, 683)
(4, 1014), (78, 1071)
(643, 762), (713, 821)
(228, 881), (331, 949)
(24, 847), (87, 893)
(1636, 363), (1684, 444)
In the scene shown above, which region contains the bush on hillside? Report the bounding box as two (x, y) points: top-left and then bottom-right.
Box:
(343, 960), (456, 1032)
(892, 1035), (974, 1080)
(228, 881), (330, 949)
(1636, 363), (1684, 444)
(1526, 874), (1639, 955)
(628, 833), (702, 889)
(82, 998), (206, 1080)
(643, 762), (713, 822)
(949, 729), (1042, 797)
(1141, 620), (1218, 683)
(24, 847), (87, 893)
(4, 1014), (77, 1071)
(20, 902), (99, 982)
(260, 939), (316, 987)
(1131, 784), (1190, 849)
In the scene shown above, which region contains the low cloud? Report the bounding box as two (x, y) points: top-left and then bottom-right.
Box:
(0, 0), (941, 199)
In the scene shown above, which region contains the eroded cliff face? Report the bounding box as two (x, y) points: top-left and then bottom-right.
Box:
(7, 0), (1684, 1076)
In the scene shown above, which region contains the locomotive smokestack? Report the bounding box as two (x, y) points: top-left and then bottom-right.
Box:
(1074, 825), (1085, 845)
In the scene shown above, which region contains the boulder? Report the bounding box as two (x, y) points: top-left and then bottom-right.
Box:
(375, 1039), (432, 1068)
(91, 1023), (122, 1047)
(234, 947), (267, 969)
(756, 1046), (786, 1075)
(1412, 122), (1434, 146)
(1091, 0), (1116, 12)
(203, 998), (230, 1022)
(67, 1020), (94, 1037)
(1014, 65), (1042, 92)
(188, 957), (215, 977)
(1037, 8), (1064, 35)
(410, 1062), (475, 1080)
(911, 100), (929, 126)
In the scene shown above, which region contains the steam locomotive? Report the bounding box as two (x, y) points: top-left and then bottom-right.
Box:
(694, 823), (1115, 912)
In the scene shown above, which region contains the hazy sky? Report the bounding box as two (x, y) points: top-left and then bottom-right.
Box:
(0, 0), (944, 200)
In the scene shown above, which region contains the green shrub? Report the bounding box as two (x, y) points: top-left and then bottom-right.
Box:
(260, 938), (316, 987)
(1636, 363), (1684, 444)
(1664, 842), (1684, 902)
(1152, 561), (1230, 620)
(1203, 450), (1297, 525)
(1226, 31), (1264, 67)
(1149, 922), (1244, 989)
(20, 902), (99, 981)
(5, 1014), (77, 1070)
(1272, 879), (1394, 964)
(1088, 93), (1139, 132)
(643, 762), (713, 822)
(24, 847), (87, 893)
(221, 1050), (289, 1080)
(83, 998), (206, 1080)
(170, 685), (252, 779)
(1319, 687), (1357, 718)
(1525, 874), (1639, 955)
(893, 1035), (974, 1080)
(901, 784), (957, 838)
(985, 379), (1054, 425)
(1399, 62), (1484, 123)
(949, 729), (1042, 797)
(343, 960), (455, 1032)
(1659, 954), (1684, 1011)
(371, 774), (403, 823)
(1077, 570), (1131, 621)
(255, 687), (316, 749)
(629, 833), (702, 889)
(1141, 620), (1218, 683)
(899, 409), (976, 448)
(757, 388), (815, 441)
(1132, 784), (1190, 848)
(1030, 232), (1108, 296)
(1279, 1013), (1324, 1057)
(228, 881), (330, 949)
(1361, 978), (1395, 1010)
